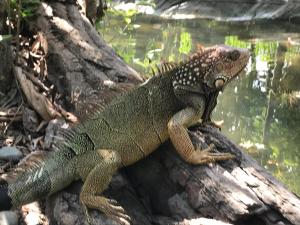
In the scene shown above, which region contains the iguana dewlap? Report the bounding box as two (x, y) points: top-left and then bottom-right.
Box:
(0, 45), (250, 225)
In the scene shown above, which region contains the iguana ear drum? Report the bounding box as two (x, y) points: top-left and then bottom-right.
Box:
(0, 180), (12, 210)
(215, 79), (225, 89)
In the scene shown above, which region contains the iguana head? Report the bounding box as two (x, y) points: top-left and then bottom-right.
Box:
(172, 45), (250, 92)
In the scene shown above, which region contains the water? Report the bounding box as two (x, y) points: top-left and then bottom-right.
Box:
(98, 12), (300, 195)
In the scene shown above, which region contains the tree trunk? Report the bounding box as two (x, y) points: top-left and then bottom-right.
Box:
(4, 1), (300, 225)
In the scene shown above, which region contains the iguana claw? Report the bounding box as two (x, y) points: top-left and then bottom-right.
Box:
(204, 120), (224, 130)
(100, 198), (131, 225)
(81, 197), (131, 225)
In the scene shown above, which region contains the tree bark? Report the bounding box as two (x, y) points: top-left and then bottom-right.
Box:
(6, 1), (300, 225)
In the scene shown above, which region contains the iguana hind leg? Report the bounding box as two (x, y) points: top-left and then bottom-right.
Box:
(76, 149), (131, 225)
(168, 107), (235, 165)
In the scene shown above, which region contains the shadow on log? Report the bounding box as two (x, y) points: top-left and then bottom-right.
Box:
(1, 0), (300, 225)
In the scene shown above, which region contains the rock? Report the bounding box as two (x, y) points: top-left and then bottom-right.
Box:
(0, 146), (23, 162)
(0, 211), (19, 225)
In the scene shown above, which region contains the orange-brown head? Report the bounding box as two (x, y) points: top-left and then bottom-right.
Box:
(172, 45), (250, 92)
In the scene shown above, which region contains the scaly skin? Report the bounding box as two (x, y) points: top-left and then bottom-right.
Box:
(0, 45), (250, 225)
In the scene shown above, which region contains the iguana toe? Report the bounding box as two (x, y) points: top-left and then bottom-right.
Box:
(188, 143), (235, 164)
(110, 216), (131, 225)
(102, 198), (131, 224)
(109, 214), (131, 225)
(204, 120), (224, 130)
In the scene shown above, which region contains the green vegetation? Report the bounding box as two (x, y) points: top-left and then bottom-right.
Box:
(6, 0), (40, 22)
(178, 31), (192, 54)
(1, 0), (40, 39)
(225, 35), (250, 49)
(20, 0), (40, 19)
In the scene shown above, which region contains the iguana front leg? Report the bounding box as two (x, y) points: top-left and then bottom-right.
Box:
(168, 107), (235, 165)
(76, 149), (130, 225)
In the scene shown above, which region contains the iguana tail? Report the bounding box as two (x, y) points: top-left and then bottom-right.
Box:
(0, 148), (77, 210)
(0, 179), (12, 210)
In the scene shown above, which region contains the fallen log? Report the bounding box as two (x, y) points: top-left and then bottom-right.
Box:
(124, 126), (300, 225)
(45, 124), (300, 225)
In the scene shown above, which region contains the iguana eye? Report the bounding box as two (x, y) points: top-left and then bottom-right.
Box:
(228, 50), (240, 61)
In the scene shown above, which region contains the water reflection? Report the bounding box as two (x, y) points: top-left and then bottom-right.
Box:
(98, 13), (300, 195)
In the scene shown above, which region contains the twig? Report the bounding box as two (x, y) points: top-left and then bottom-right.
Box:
(29, 52), (43, 59)
(0, 89), (17, 109)
(56, 104), (79, 124)
(0, 116), (22, 122)
(15, 66), (60, 121)
(0, 108), (22, 117)
(23, 70), (50, 93)
(0, 162), (12, 173)
(4, 104), (23, 133)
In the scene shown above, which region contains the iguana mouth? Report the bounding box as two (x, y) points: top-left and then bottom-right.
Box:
(223, 55), (249, 82)
(214, 59), (248, 90)
(215, 75), (228, 82)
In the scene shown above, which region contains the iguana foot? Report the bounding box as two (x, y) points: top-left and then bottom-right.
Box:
(81, 196), (131, 225)
(104, 199), (132, 225)
(188, 143), (235, 164)
(82, 204), (92, 225)
(77, 149), (130, 225)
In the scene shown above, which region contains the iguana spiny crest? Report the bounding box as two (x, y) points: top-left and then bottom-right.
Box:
(172, 45), (250, 92)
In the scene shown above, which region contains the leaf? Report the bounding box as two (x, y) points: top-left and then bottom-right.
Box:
(178, 32), (191, 54)
(15, 66), (60, 121)
(124, 17), (131, 24)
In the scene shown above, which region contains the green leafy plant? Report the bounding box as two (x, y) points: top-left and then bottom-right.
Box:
(6, 0), (40, 30)
(20, 0), (40, 19)
(178, 31), (191, 54)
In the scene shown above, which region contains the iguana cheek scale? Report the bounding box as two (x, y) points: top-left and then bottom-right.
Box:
(0, 45), (250, 225)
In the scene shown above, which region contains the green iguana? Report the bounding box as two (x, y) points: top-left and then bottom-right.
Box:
(0, 45), (250, 225)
